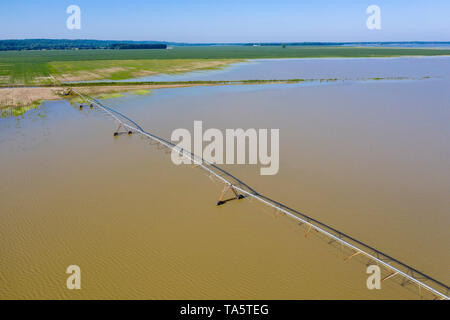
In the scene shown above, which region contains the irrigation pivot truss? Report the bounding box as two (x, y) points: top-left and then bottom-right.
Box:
(71, 88), (449, 300)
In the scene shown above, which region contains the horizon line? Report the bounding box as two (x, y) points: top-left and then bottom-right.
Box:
(1, 39), (450, 44)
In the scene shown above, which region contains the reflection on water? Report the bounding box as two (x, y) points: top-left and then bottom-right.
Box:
(1, 62), (450, 299)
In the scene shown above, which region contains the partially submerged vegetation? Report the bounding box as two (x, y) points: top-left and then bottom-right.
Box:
(0, 100), (43, 118)
(3, 45), (442, 111)
(65, 89), (151, 106)
(48, 59), (241, 82)
(92, 92), (124, 100)
(0, 87), (61, 108)
(131, 89), (151, 95)
(64, 79), (306, 87)
(1, 46), (450, 85)
(0, 76), (433, 112)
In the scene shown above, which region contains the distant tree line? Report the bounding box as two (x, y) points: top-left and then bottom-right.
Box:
(1, 39), (449, 51)
(109, 43), (166, 49)
(0, 39), (167, 51)
(243, 42), (343, 47)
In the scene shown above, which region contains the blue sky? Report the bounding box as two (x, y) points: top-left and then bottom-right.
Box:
(1, 0), (449, 42)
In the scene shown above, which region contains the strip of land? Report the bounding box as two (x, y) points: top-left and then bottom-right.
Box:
(0, 87), (61, 107)
(0, 76), (430, 111)
(0, 80), (302, 108)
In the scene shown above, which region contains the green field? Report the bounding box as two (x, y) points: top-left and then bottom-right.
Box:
(1, 46), (450, 85)
(47, 59), (241, 82)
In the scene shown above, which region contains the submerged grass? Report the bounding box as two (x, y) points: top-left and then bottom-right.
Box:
(64, 79), (307, 87)
(0, 100), (43, 118)
(0, 75), (434, 113)
(67, 91), (124, 105)
(131, 89), (152, 95)
(94, 92), (124, 100)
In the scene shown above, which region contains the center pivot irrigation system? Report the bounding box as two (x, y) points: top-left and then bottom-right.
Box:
(71, 88), (449, 300)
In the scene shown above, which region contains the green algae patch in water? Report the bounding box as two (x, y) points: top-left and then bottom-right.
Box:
(66, 91), (124, 106)
(130, 89), (152, 95)
(95, 92), (124, 100)
(0, 100), (43, 119)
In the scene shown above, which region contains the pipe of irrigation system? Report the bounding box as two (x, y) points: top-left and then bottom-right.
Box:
(71, 89), (449, 300)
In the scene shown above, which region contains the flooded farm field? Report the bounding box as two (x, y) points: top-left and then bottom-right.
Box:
(1, 58), (449, 299)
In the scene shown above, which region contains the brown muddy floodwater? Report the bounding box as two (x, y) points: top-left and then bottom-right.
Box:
(1, 64), (450, 299)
